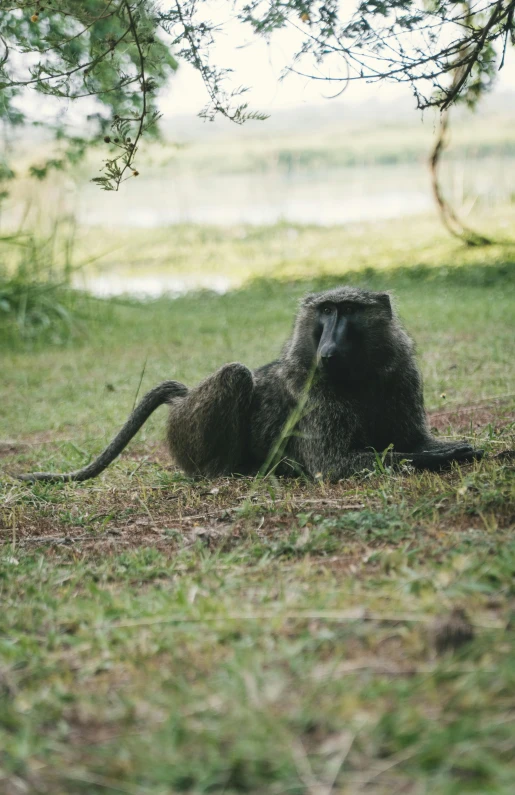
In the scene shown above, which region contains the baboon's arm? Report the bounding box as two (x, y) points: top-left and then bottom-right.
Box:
(406, 441), (484, 470)
(18, 380), (188, 483)
(301, 444), (483, 482)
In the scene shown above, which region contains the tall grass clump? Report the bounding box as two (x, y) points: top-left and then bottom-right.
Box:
(0, 222), (102, 348)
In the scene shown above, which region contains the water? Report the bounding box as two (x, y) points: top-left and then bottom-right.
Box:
(78, 163), (433, 228)
(74, 271), (233, 298)
(71, 156), (514, 297)
(77, 157), (515, 229)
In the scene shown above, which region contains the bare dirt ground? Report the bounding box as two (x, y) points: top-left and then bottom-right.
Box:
(428, 396), (515, 434)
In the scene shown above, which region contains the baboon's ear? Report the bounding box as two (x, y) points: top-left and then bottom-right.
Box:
(377, 292), (392, 318)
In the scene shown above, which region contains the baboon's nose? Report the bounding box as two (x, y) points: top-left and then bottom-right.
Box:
(319, 342), (337, 360)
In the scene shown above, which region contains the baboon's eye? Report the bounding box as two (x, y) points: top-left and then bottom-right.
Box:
(341, 303), (357, 315)
(321, 304), (333, 315)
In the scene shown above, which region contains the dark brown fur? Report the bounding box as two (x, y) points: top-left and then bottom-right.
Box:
(167, 286), (480, 479)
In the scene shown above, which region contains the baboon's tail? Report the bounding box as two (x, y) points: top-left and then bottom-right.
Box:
(18, 380), (188, 483)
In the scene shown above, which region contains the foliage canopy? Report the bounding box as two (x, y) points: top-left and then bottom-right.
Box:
(0, 1), (514, 189)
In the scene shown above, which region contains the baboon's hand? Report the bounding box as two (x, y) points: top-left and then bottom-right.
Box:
(408, 443), (484, 471)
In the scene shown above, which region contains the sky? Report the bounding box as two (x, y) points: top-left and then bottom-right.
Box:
(158, 18), (515, 118)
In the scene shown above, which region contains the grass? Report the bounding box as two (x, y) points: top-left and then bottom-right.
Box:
(1, 213), (515, 794)
(71, 205), (515, 285)
(0, 224), (108, 347)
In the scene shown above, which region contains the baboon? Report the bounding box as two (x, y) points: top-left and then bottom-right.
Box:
(19, 286), (482, 483)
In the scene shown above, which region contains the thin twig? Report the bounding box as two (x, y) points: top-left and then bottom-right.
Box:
(107, 610), (506, 631)
(116, 0), (148, 187)
(321, 733), (355, 795)
(132, 356), (148, 411)
(441, 0), (506, 111)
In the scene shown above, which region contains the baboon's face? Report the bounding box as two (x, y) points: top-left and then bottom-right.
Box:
(313, 299), (388, 382)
